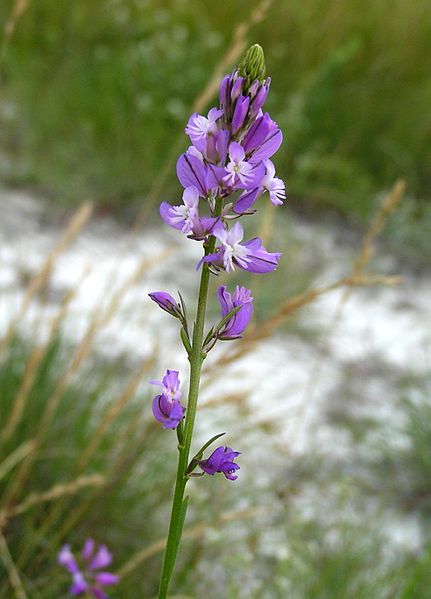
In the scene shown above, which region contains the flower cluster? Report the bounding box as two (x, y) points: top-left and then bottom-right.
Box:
(161, 44), (284, 275)
(58, 539), (119, 599)
(149, 45), (284, 482)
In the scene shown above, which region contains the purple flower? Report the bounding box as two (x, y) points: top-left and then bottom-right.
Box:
(160, 186), (219, 240)
(261, 160), (286, 205)
(200, 222), (281, 274)
(185, 107), (223, 149)
(199, 446), (240, 480)
(148, 291), (181, 318)
(217, 285), (253, 339)
(58, 540), (119, 599)
(150, 369), (185, 429)
(223, 142), (264, 190)
(185, 108), (228, 164)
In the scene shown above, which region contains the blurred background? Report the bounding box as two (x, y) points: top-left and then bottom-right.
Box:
(0, 0), (431, 597)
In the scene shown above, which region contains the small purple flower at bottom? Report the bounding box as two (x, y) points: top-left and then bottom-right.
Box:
(217, 285), (253, 340)
(150, 369), (185, 429)
(199, 446), (240, 480)
(58, 539), (119, 599)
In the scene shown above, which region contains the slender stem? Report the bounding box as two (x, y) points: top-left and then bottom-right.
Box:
(157, 200), (222, 599)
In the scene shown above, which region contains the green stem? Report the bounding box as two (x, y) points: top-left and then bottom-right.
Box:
(157, 199), (221, 599)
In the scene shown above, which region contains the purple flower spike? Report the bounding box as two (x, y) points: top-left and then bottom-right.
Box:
(199, 446), (241, 481)
(58, 540), (119, 598)
(149, 291), (181, 318)
(150, 369), (185, 429)
(217, 285), (253, 340)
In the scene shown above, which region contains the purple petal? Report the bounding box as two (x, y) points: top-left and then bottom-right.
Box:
(176, 152), (208, 197)
(233, 187), (261, 214)
(250, 128), (282, 163)
(82, 538), (95, 562)
(152, 395), (167, 424)
(90, 545), (112, 571)
(232, 95), (250, 134)
(217, 285), (233, 318)
(70, 572), (88, 595)
(243, 113), (271, 154)
(159, 202), (184, 231)
(162, 369), (180, 391)
(58, 545), (80, 575)
(241, 238), (282, 273)
(221, 302), (253, 339)
(94, 573), (120, 587)
(228, 141), (245, 163)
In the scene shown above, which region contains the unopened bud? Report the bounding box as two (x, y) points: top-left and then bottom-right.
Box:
(238, 44), (266, 83)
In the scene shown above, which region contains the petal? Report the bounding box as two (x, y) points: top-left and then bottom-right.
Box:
(221, 302), (253, 339)
(217, 285), (232, 317)
(182, 186), (199, 208)
(90, 545), (112, 570)
(227, 222), (244, 245)
(196, 250), (223, 271)
(233, 188), (261, 214)
(58, 545), (80, 575)
(208, 107), (224, 122)
(82, 538), (95, 562)
(264, 159), (276, 180)
(163, 370), (180, 391)
(228, 141), (245, 164)
(250, 129), (282, 163)
(152, 395), (168, 424)
(240, 240), (282, 274)
(159, 202), (184, 231)
(94, 573), (119, 586)
(90, 588), (107, 599)
(70, 572), (88, 595)
(232, 95), (250, 133)
(243, 114), (271, 154)
(176, 152), (208, 197)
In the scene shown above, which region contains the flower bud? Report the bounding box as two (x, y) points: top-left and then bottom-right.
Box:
(238, 44), (266, 83)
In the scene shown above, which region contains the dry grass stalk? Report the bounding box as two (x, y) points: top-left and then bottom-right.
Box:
(0, 531), (28, 599)
(4, 247), (168, 510)
(3, 266), (91, 442)
(133, 0), (273, 229)
(205, 273), (400, 376)
(2, 347), (45, 443)
(292, 181), (405, 446)
(76, 354), (156, 471)
(0, 440), (35, 482)
(0, 202), (93, 361)
(30, 414), (155, 569)
(199, 391), (248, 409)
(117, 507), (266, 578)
(352, 179), (406, 279)
(0, 474), (104, 527)
(1, 0), (29, 65)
